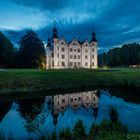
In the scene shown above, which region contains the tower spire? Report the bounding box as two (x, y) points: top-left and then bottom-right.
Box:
(52, 21), (58, 39)
(91, 31), (97, 42)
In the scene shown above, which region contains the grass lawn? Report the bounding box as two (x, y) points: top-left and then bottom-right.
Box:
(0, 68), (140, 95)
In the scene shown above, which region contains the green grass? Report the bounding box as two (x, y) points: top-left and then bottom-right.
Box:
(0, 68), (140, 95)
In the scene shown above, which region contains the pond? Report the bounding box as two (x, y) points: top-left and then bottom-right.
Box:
(0, 89), (140, 139)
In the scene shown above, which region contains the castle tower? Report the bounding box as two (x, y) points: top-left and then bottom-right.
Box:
(90, 31), (98, 68)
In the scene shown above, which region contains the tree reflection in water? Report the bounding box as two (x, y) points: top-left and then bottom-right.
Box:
(17, 98), (48, 137)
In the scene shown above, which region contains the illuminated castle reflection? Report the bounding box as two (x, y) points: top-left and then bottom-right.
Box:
(46, 90), (99, 126)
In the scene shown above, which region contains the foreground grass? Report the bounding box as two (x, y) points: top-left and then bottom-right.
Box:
(0, 68), (140, 95)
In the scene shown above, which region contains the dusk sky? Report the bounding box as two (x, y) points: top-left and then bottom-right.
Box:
(0, 0), (140, 53)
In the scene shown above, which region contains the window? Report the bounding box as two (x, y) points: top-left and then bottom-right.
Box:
(85, 62), (88, 66)
(92, 48), (94, 52)
(57, 54), (59, 58)
(61, 48), (65, 52)
(70, 98), (73, 102)
(86, 44), (88, 46)
(78, 62), (81, 66)
(62, 62), (65, 66)
(78, 55), (80, 59)
(85, 55), (88, 59)
(74, 49), (77, 51)
(74, 55), (76, 59)
(93, 97), (95, 101)
(92, 62), (94, 66)
(86, 96), (89, 100)
(78, 49), (80, 52)
(70, 55), (72, 59)
(70, 48), (72, 52)
(62, 55), (65, 59)
(92, 55), (94, 59)
(70, 62), (73, 66)
(74, 62), (77, 66)
(85, 49), (88, 53)
(61, 42), (63, 45)
(78, 97), (81, 101)
(62, 99), (65, 103)
(52, 53), (54, 57)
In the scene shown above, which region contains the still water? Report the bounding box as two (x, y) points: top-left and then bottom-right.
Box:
(0, 89), (140, 139)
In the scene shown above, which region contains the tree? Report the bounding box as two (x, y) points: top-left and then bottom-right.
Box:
(18, 30), (46, 69)
(98, 43), (140, 67)
(0, 31), (15, 68)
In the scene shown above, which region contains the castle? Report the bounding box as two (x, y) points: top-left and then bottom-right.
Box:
(46, 26), (98, 69)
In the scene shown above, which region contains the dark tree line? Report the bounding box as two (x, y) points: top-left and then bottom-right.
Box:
(98, 43), (140, 67)
(0, 30), (46, 69)
(0, 32), (15, 68)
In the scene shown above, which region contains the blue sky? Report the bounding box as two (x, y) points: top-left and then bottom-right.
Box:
(0, 0), (140, 53)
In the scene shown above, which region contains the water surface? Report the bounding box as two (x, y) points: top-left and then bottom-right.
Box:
(0, 89), (140, 139)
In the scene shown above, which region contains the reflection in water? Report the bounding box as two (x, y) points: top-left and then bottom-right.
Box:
(0, 102), (12, 122)
(0, 89), (140, 139)
(46, 90), (99, 126)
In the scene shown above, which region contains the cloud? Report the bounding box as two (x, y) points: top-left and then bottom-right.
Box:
(1, 0), (140, 53)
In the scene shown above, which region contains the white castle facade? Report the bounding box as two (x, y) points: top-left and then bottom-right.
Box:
(46, 26), (98, 69)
